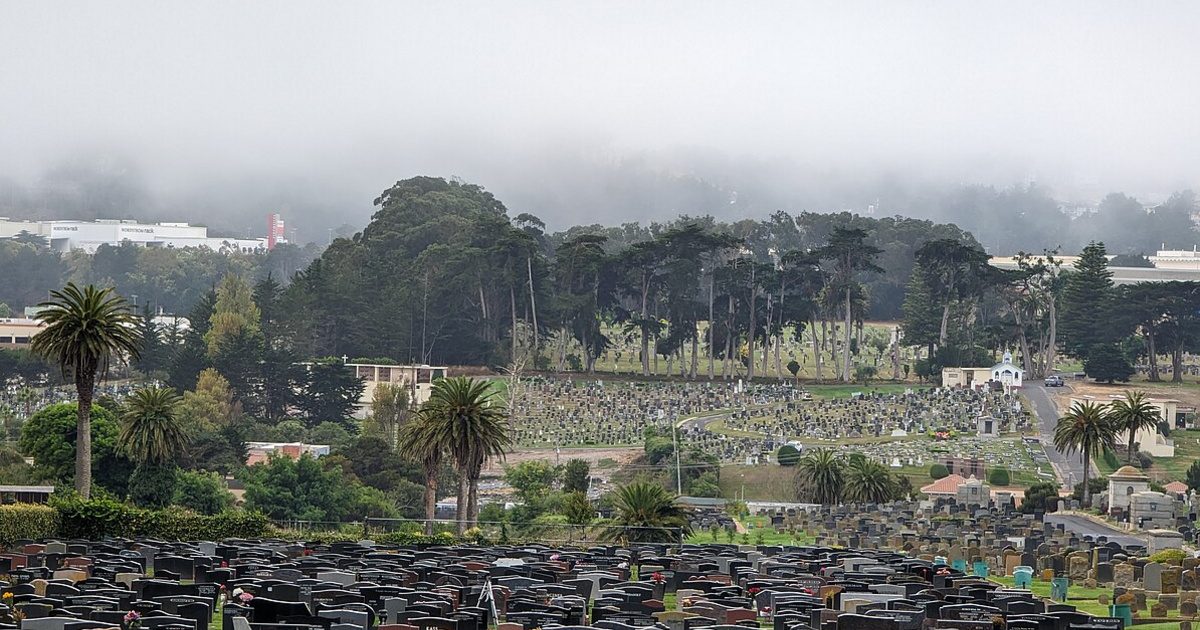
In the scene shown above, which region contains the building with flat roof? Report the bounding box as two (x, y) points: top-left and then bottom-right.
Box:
(346, 362), (448, 417)
(0, 217), (267, 253)
(0, 318), (42, 348)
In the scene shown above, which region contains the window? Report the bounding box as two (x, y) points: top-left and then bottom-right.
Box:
(13, 337), (29, 344)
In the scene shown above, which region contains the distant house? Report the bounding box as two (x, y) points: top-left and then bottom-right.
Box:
(245, 442), (330, 466)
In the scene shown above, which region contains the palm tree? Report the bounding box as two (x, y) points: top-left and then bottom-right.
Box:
(1106, 391), (1161, 464)
(600, 481), (691, 544)
(1053, 401), (1119, 507)
(843, 458), (896, 503)
(31, 283), (140, 498)
(119, 387), (188, 464)
(397, 414), (444, 534)
(417, 377), (510, 534)
(795, 448), (844, 504)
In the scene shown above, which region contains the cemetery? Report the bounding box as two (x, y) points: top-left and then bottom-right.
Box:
(509, 378), (1038, 475)
(0, 518), (1186, 630)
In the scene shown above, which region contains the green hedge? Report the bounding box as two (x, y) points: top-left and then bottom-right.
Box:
(0, 504), (59, 545)
(52, 496), (269, 540)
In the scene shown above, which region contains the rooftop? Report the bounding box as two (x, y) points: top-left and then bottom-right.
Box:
(920, 474), (966, 495)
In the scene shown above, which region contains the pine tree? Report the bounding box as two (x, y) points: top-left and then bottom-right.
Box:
(1058, 242), (1115, 359)
(900, 264), (940, 354)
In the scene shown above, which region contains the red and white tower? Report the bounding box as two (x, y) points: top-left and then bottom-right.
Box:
(267, 213), (286, 250)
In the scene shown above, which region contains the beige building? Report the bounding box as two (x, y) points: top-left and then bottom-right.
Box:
(0, 318), (43, 348)
(942, 367), (993, 389)
(1071, 394), (1176, 457)
(347, 362), (448, 418)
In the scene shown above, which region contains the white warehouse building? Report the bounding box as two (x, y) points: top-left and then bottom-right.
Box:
(0, 218), (267, 253)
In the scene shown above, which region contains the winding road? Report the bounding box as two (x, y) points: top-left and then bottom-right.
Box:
(1024, 383), (1090, 487)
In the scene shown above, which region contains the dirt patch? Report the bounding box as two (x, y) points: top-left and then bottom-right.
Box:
(1052, 381), (1200, 410)
(481, 446), (641, 482)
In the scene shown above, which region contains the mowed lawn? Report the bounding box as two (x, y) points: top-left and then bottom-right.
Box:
(1151, 428), (1200, 482)
(990, 575), (1182, 623)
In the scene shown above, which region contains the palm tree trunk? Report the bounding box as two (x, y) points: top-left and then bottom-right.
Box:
(423, 462), (438, 535)
(76, 370), (95, 499)
(1081, 451), (1091, 507)
(468, 475), (479, 527)
(1127, 425), (1137, 464)
(456, 472), (469, 535)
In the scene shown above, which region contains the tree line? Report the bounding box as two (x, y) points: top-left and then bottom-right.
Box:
(279, 176), (976, 380)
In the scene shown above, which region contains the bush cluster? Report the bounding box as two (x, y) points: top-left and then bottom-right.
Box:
(48, 496), (269, 540)
(0, 504), (59, 545)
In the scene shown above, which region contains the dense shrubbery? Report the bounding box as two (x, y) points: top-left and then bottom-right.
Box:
(0, 504), (59, 545)
(50, 496), (269, 540)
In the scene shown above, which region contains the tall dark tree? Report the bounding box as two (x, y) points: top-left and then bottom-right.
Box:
(166, 290), (215, 392)
(295, 358), (366, 428)
(900, 264), (940, 356)
(1058, 242), (1116, 359)
(133, 302), (164, 375)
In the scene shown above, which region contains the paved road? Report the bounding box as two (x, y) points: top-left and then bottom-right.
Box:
(1025, 383), (1089, 487)
(1044, 513), (1146, 549)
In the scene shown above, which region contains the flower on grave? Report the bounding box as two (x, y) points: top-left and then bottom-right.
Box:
(936, 568), (950, 576)
(1, 593), (10, 600)
(651, 572), (664, 584)
(239, 592), (254, 603)
(122, 610), (142, 630)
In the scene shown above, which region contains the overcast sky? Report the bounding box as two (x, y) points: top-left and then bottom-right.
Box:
(2, 1), (1198, 236)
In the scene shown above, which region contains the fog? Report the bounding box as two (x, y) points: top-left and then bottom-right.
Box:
(2, 1), (1198, 242)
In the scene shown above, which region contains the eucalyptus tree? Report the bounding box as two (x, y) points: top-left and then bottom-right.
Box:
(817, 228), (882, 382)
(914, 239), (992, 349)
(554, 234), (616, 373)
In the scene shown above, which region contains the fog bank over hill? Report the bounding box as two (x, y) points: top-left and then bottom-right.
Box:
(1, 2), (1198, 249)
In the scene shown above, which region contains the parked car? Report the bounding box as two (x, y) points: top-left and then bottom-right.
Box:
(1044, 375), (1064, 387)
